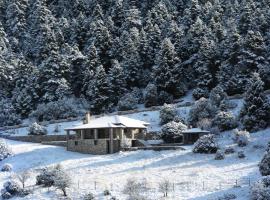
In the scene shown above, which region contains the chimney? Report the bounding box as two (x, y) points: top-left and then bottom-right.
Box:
(85, 112), (91, 124)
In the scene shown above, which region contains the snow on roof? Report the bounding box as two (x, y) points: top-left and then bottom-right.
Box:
(182, 128), (210, 134)
(66, 115), (149, 130)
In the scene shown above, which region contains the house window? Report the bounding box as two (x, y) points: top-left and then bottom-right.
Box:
(75, 141), (78, 146)
(94, 140), (98, 145)
(98, 129), (109, 138)
(84, 129), (95, 139)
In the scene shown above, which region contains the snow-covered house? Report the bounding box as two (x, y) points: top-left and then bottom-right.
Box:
(65, 113), (149, 154)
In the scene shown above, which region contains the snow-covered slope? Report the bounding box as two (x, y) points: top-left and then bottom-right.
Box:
(0, 128), (269, 199)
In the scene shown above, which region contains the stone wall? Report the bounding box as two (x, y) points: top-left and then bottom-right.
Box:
(0, 135), (74, 143)
(67, 139), (121, 155)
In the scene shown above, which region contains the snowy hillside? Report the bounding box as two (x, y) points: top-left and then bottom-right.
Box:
(0, 129), (269, 199)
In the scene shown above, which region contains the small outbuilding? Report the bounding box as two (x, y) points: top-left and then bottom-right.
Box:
(181, 128), (210, 144)
(65, 114), (149, 155)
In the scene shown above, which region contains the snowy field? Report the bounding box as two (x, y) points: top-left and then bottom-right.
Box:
(0, 128), (269, 199)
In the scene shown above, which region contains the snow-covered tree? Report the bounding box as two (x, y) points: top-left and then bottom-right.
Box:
(233, 129), (250, 147)
(160, 104), (177, 125)
(0, 139), (12, 161)
(240, 73), (270, 132)
(212, 111), (238, 131)
(193, 134), (219, 154)
(144, 83), (158, 108)
(28, 122), (47, 135)
(251, 176), (270, 200)
(160, 121), (187, 143)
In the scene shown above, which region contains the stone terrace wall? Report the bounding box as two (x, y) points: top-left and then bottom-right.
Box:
(0, 135), (75, 143)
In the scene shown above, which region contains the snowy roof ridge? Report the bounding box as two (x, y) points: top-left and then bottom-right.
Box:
(66, 115), (149, 130)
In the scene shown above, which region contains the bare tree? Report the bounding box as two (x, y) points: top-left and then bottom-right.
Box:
(53, 167), (71, 196)
(159, 179), (171, 197)
(15, 170), (31, 188)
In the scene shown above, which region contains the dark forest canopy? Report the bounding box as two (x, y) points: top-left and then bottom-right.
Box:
(0, 0), (270, 125)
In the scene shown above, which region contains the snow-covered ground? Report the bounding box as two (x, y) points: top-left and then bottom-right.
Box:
(0, 128), (269, 199)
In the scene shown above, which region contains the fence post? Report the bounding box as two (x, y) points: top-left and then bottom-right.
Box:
(203, 181), (205, 191)
(235, 179), (238, 187)
(78, 180), (80, 189)
(248, 178), (251, 186)
(111, 183), (113, 191)
(94, 181), (97, 190)
(219, 182), (221, 190)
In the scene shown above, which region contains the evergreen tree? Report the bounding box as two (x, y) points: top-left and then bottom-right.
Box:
(240, 73), (270, 131)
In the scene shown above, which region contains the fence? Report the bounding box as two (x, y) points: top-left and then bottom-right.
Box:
(66, 177), (255, 199)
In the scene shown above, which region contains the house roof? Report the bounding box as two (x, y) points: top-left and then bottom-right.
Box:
(65, 115), (150, 130)
(182, 128), (210, 134)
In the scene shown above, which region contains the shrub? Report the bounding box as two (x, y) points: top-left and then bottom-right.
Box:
(36, 165), (60, 187)
(28, 122), (47, 135)
(193, 134), (219, 154)
(144, 83), (158, 108)
(238, 151), (245, 159)
(224, 147), (235, 154)
(196, 118), (212, 131)
(103, 189), (111, 196)
(188, 98), (217, 126)
(250, 176), (270, 200)
(36, 164), (70, 196)
(0, 139), (12, 161)
(212, 112), (238, 131)
(233, 129), (250, 147)
(217, 193), (237, 200)
(215, 150), (225, 160)
(160, 121), (187, 143)
(0, 180), (29, 199)
(259, 151), (270, 176)
(192, 88), (209, 100)
(160, 104), (177, 125)
(118, 93), (138, 111)
(84, 192), (95, 200)
(1, 164), (12, 172)
(30, 98), (88, 122)
(158, 91), (174, 105)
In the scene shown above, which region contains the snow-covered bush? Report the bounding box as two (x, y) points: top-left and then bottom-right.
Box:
(158, 91), (174, 105)
(160, 121), (187, 143)
(118, 93), (138, 111)
(0, 180), (29, 199)
(160, 104), (177, 125)
(144, 83), (158, 108)
(212, 112), (238, 131)
(193, 88), (209, 100)
(233, 129), (250, 147)
(30, 98), (87, 122)
(188, 98), (217, 126)
(159, 179), (171, 197)
(1, 164), (12, 172)
(238, 151), (245, 159)
(193, 134), (219, 154)
(103, 189), (111, 196)
(28, 122), (47, 135)
(83, 192), (95, 200)
(36, 165), (60, 187)
(215, 150), (225, 160)
(0, 139), (12, 161)
(217, 193), (237, 200)
(250, 176), (270, 200)
(196, 118), (212, 131)
(224, 147), (235, 154)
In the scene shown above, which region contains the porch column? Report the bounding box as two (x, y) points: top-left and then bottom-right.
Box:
(66, 130), (70, 141)
(80, 130), (84, 140)
(94, 129), (98, 139)
(120, 128), (124, 140)
(109, 128), (114, 154)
